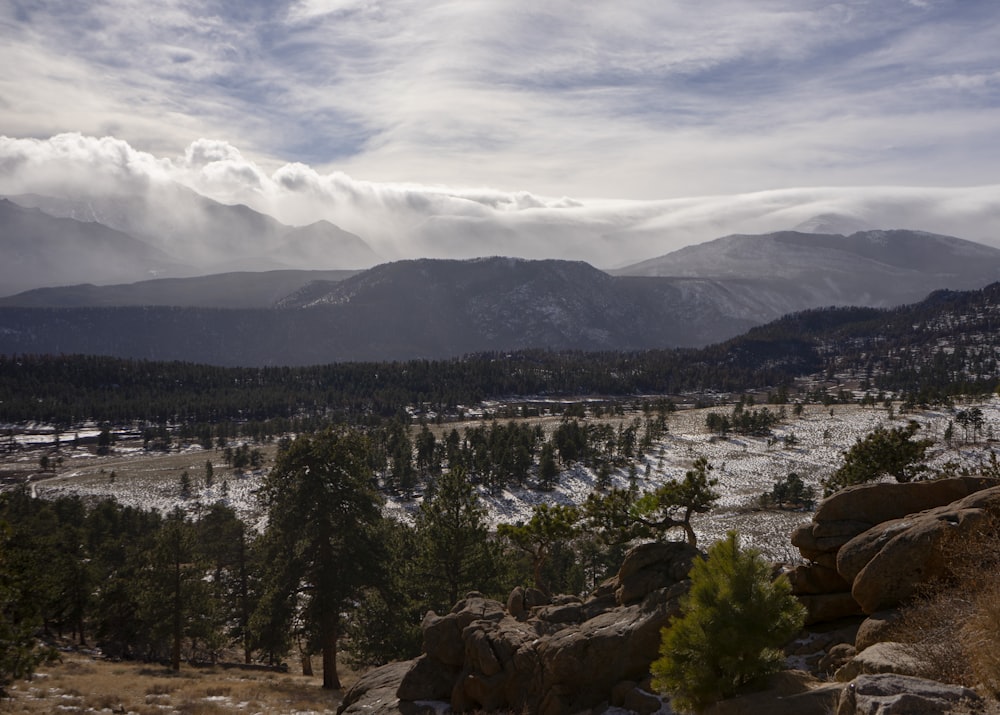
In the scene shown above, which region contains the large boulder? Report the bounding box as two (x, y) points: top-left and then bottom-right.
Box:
(834, 642), (931, 682)
(535, 583), (687, 715)
(835, 674), (984, 715)
(606, 540), (699, 605)
(815, 477), (999, 525)
(338, 661), (430, 715)
(837, 486), (1000, 613)
(395, 540), (696, 715)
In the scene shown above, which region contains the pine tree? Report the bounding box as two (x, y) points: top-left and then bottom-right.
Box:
(256, 429), (384, 689)
(498, 503), (579, 594)
(651, 531), (805, 713)
(413, 466), (497, 611)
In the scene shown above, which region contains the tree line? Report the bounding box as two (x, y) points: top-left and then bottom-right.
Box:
(0, 427), (723, 692)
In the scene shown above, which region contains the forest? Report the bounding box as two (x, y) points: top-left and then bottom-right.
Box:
(0, 423), (720, 694)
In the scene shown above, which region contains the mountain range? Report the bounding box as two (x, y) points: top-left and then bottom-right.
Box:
(2, 225), (1000, 365)
(0, 189), (377, 295)
(4, 183), (1000, 365)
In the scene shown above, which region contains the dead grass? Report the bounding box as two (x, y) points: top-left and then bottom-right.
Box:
(2, 652), (354, 714)
(890, 515), (1000, 698)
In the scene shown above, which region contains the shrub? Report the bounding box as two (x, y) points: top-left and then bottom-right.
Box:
(650, 531), (805, 714)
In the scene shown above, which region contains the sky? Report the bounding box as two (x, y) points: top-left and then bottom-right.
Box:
(1, 0), (1000, 266)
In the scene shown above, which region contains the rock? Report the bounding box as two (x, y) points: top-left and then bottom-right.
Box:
(611, 540), (699, 605)
(788, 563), (851, 595)
(506, 586), (526, 620)
(815, 477), (999, 525)
(339, 661), (430, 715)
(840, 487), (1000, 612)
(798, 592), (865, 625)
(535, 599), (583, 625)
(855, 611), (903, 652)
(536, 584), (686, 715)
(450, 593), (506, 628)
(820, 643), (857, 674)
(523, 587), (549, 608)
(396, 655), (459, 701)
(836, 674), (984, 715)
(611, 680), (663, 715)
(421, 611), (464, 666)
(704, 670), (845, 715)
(834, 642), (931, 682)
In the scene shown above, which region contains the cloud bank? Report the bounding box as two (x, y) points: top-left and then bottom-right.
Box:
(2, 2), (1000, 202)
(2, 134), (999, 270)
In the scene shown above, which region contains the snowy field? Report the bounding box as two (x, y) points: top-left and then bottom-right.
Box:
(19, 397), (1000, 560)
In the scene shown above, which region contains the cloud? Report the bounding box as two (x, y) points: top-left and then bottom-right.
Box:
(2, 2), (1000, 200)
(2, 134), (999, 272)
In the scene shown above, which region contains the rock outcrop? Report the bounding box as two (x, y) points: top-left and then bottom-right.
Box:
(338, 540), (699, 715)
(789, 478), (1000, 623)
(835, 674), (984, 715)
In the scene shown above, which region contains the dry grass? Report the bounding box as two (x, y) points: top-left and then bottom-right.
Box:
(890, 515), (1000, 698)
(2, 652), (354, 714)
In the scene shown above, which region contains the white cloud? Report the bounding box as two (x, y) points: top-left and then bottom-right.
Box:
(2, 134), (999, 271)
(1, 1), (999, 199)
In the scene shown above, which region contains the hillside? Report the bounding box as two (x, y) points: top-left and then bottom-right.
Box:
(0, 269), (360, 309)
(616, 229), (1000, 313)
(0, 258), (764, 365)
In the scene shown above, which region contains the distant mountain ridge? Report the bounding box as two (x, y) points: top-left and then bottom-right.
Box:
(615, 229), (1000, 311)
(0, 270), (361, 309)
(1, 188), (378, 296)
(4, 228), (1000, 365)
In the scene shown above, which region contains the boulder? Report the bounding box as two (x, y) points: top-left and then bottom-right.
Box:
(815, 477), (999, 525)
(396, 655), (460, 701)
(787, 563), (851, 595)
(506, 586), (526, 620)
(798, 592), (865, 625)
(421, 611), (465, 666)
(835, 673), (984, 715)
(397, 538), (699, 715)
(838, 486), (1000, 612)
(855, 611), (903, 652)
(610, 540), (699, 605)
(610, 680), (663, 715)
(834, 642), (931, 682)
(819, 643), (856, 675)
(338, 661), (432, 715)
(536, 583), (687, 715)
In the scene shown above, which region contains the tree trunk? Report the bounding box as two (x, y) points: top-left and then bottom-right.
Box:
(321, 627), (341, 689)
(172, 556), (182, 671)
(301, 654), (313, 676)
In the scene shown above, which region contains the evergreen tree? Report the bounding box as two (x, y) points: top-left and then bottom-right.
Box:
(257, 428), (384, 689)
(413, 467), (497, 611)
(823, 421), (932, 495)
(651, 532), (805, 713)
(498, 503), (579, 594)
(0, 518), (55, 696)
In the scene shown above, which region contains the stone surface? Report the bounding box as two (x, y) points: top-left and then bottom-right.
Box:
(840, 486), (1000, 612)
(787, 563), (851, 595)
(338, 661), (432, 715)
(835, 673), (984, 715)
(396, 655), (459, 701)
(798, 592), (865, 625)
(834, 642), (931, 682)
(610, 540), (699, 605)
(815, 477), (999, 525)
(855, 611), (903, 652)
